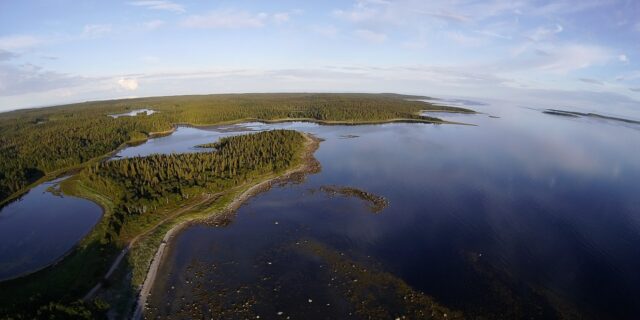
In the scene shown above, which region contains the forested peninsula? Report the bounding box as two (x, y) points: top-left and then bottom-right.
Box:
(0, 93), (473, 318)
(83, 130), (306, 243)
(0, 93), (472, 203)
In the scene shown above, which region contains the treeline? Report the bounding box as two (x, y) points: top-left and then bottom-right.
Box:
(0, 93), (472, 202)
(81, 130), (305, 241)
(0, 115), (171, 201)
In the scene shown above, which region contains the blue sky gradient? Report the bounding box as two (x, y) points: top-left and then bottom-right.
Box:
(1, 0), (639, 114)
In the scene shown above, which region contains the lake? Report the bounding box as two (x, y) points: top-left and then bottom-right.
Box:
(0, 178), (102, 281)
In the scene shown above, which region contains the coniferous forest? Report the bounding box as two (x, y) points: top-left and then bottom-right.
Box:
(0, 93), (471, 202)
(82, 130), (305, 242)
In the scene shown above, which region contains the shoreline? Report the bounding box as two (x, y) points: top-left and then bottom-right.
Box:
(0, 114), (462, 207)
(0, 127), (179, 284)
(0, 126), (178, 208)
(131, 133), (321, 319)
(0, 114), (465, 286)
(176, 114), (472, 128)
(1, 113), (475, 208)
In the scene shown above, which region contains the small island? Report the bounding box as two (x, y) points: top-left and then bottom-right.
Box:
(543, 108), (640, 125)
(319, 185), (389, 213)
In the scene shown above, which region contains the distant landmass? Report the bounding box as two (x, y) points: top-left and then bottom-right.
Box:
(543, 109), (640, 125)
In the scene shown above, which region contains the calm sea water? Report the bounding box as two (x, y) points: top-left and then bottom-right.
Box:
(143, 101), (640, 319)
(1, 98), (639, 319)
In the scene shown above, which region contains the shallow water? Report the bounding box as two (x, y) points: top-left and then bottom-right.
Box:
(144, 101), (640, 319)
(0, 178), (102, 281)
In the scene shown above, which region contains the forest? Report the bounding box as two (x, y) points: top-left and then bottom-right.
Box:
(81, 130), (305, 242)
(0, 93), (472, 203)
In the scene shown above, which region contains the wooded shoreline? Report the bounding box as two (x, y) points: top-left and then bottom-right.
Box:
(0, 93), (474, 204)
(132, 133), (320, 319)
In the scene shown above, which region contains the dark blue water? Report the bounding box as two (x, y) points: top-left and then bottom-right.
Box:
(2, 98), (638, 318)
(144, 101), (640, 319)
(0, 178), (102, 281)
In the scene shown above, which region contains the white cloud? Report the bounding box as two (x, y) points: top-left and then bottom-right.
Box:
(332, 0), (526, 26)
(0, 35), (43, 51)
(417, 10), (471, 23)
(330, 0), (608, 37)
(1, 0), (634, 111)
(535, 44), (612, 73)
(333, 7), (378, 23)
(354, 29), (387, 43)
(312, 25), (339, 37)
(507, 42), (613, 74)
(3, 64), (639, 115)
(0, 63), (86, 96)
(402, 39), (427, 49)
(118, 78), (139, 91)
(128, 1), (185, 13)
(527, 24), (563, 42)
(0, 49), (19, 61)
(615, 70), (640, 82)
(579, 77), (603, 85)
(141, 55), (161, 64)
(531, 0), (612, 16)
(272, 12), (290, 24)
(143, 20), (165, 30)
(122, 65), (512, 92)
(447, 32), (485, 46)
(183, 10), (269, 28)
(473, 29), (511, 40)
(82, 24), (112, 38)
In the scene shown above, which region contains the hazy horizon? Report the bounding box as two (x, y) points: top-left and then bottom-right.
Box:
(1, 0), (639, 115)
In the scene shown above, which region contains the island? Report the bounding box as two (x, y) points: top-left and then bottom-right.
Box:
(319, 185), (389, 213)
(543, 108), (640, 125)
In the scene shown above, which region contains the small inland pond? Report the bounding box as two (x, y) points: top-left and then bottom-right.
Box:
(142, 100), (640, 319)
(0, 178), (102, 281)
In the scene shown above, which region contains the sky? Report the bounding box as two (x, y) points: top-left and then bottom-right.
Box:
(0, 0), (639, 115)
